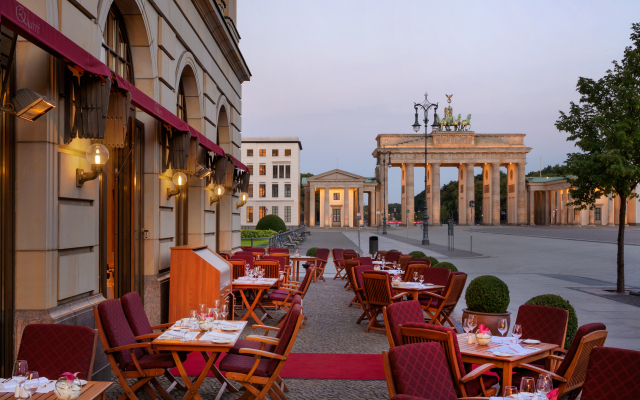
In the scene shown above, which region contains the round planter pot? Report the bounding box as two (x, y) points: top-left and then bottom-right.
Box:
(461, 309), (511, 336)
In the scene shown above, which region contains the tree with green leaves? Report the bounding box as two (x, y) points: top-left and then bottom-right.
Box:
(556, 23), (640, 293)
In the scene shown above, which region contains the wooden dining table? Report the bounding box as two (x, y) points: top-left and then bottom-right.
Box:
(392, 283), (445, 300)
(0, 382), (112, 400)
(456, 333), (559, 388)
(152, 321), (248, 400)
(232, 277), (280, 325)
(290, 256), (315, 280)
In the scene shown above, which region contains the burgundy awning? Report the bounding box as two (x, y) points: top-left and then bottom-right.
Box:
(230, 155), (248, 172)
(0, 0), (111, 77)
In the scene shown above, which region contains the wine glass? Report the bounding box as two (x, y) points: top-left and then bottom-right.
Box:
(503, 386), (518, 399)
(189, 310), (197, 320)
(536, 373), (553, 399)
(245, 264), (250, 277)
(419, 275), (424, 285)
(198, 304), (207, 316)
(463, 318), (471, 339)
(12, 360), (28, 396)
(512, 324), (522, 343)
(220, 304), (228, 321)
(24, 372), (39, 398)
(498, 318), (508, 344)
(207, 307), (215, 319)
(519, 376), (535, 400)
(413, 272), (418, 283)
(467, 314), (477, 334)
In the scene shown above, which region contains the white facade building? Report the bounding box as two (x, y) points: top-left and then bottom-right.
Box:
(241, 138), (302, 229)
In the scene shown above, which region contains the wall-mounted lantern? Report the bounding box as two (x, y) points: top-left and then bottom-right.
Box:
(167, 171), (187, 199)
(236, 192), (248, 209)
(77, 143), (109, 187)
(210, 184), (225, 205)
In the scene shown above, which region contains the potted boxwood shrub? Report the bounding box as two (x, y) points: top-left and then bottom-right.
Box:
(426, 256), (439, 266)
(435, 262), (458, 272)
(525, 294), (578, 349)
(409, 251), (427, 259)
(462, 275), (511, 335)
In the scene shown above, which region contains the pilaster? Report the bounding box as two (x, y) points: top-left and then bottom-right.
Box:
(465, 163), (475, 225)
(405, 164), (414, 225)
(517, 163), (527, 224)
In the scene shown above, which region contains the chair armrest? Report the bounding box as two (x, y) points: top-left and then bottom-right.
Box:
(391, 292), (409, 300)
(252, 324), (280, 332)
(548, 354), (565, 363)
(238, 348), (287, 360)
(151, 322), (174, 330)
(418, 292), (447, 300)
(135, 332), (162, 341)
(246, 335), (279, 346)
(554, 348), (568, 354)
(278, 287), (302, 295)
(459, 363), (496, 383)
(105, 342), (152, 353)
(516, 363), (567, 383)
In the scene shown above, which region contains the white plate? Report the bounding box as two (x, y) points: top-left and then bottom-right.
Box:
(522, 339), (541, 344)
(210, 338), (231, 343)
(78, 380), (87, 386)
(170, 327), (181, 331)
(493, 352), (513, 357)
(221, 326), (239, 331)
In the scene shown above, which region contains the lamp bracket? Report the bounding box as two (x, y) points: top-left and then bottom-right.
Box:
(167, 188), (181, 200)
(210, 194), (221, 205)
(76, 165), (103, 187)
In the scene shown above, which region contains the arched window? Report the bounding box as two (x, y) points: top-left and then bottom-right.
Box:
(103, 5), (133, 82)
(177, 81), (187, 122)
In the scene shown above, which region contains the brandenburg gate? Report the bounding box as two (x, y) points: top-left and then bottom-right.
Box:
(372, 102), (531, 226)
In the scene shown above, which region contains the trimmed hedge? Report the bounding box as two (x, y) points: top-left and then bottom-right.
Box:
(426, 256), (440, 266)
(389, 249), (399, 252)
(256, 215), (287, 232)
(409, 251), (427, 260)
(525, 294), (578, 349)
(240, 229), (276, 239)
(465, 275), (510, 314)
(306, 247), (319, 257)
(436, 262), (458, 272)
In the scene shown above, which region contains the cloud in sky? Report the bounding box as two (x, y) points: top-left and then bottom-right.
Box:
(237, 0), (639, 202)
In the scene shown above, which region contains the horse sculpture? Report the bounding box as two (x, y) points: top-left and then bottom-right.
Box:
(460, 114), (471, 131)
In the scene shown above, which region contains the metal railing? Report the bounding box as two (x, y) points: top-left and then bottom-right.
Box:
(242, 226), (307, 249)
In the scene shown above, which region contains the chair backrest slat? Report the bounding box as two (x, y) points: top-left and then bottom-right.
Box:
(383, 300), (425, 348)
(515, 304), (569, 349)
(228, 260), (247, 280)
(362, 271), (393, 307)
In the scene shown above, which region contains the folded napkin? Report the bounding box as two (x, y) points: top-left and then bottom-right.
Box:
(219, 321), (239, 328)
(158, 330), (198, 341)
(490, 336), (518, 344)
(35, 381), (57, 394)
(488, 344), (537, 356)
(200, 332), (236, 341)
(0, 378), (51, 393)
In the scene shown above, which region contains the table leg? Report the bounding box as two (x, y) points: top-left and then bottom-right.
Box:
(239, 288), (266, 325)
(201, 351), (239, 394)
(502, 362), (513, 388)
(295, 260), (300, 281)
(171, 350), (214, 400)
(412, 291), (419, 301)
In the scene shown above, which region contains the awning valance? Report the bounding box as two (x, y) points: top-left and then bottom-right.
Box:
(230, 155), (248, 172)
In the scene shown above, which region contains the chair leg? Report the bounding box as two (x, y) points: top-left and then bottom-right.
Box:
(365, 309), (385, 332)
(163, 370), (187, 391)
(143, 383), (159, 400)
(271, 382), (287, 399)
(275, 376), (289, 393)
(348, 295), (358, 307)
(151, 378), (176, 400)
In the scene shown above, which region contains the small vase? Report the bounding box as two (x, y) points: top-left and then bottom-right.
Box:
(54, 378), (81, 400)
(476, 332), (492, 345)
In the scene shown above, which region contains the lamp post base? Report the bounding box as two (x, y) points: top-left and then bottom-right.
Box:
(422, 238), (430, 245)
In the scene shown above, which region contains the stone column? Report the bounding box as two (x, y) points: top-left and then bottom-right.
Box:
(324, 187), (330, 227)
(406, 164), (415, 225)
(358, 185), (365, 227)
(482, 164), (491, 225)
(549, 190), (554, 224)
(309, 185), (316, 226)
(580, 208), (589, 225)
(458, 164), (467, 225)
(401, 164), (407, 226)
(589, 207), (595, 224)
(557, 189), (563, 225)
(608, 194), (615, 225)
(529, 189), (535, 225)
(431, 164), (441, 225)
(343, 186), (350, 227)
(491, 163), (501, 225)
(466, 163), (475, 225)
(304, 186), (311, 226)
(517, 163), (527, 225)
(567, 192), (574, 225)
(369, 190), (376, 226)
(507, 164), (517, 224)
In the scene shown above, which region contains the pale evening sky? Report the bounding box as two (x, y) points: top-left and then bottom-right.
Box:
(237, 1), (640, 203)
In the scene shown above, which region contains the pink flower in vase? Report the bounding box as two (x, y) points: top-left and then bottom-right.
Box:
(61, 372), (79, 383)
(546, 388), (559, 400)
(196, 312), (206, 320)
(477, 324), (490, 335)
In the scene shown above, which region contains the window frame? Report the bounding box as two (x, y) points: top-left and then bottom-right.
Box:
(247, 165), (254, 175)
(246, 206), (253, 223)
(272, 149), (279, 157)
(284, 206), (291, 223)
(273, 165), (278, 179)
(247, 149), (253, 157)
(279, 165), (284, 179)
(284, 184), (291, 198)
(248, 184), (253, 198)
(285, 149), (291, 157)
(285, 165), (291, 179)
(259, 206), (266, 219)
(333, 192), (340, 201)
(259, 184), (266, 197)
(259, 149), (266, 157)
(272, 206), (278, 216)
(102, 7), (134, 82)
(272, 184), (279, 198)
(259, 165), (266, 176)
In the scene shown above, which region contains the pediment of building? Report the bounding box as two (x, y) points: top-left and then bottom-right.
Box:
(306, 169), (367, 184)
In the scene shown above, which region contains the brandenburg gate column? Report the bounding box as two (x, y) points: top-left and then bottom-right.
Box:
(309, 185), (316, 226)
(517, 163), (527, 225)
(529, 189), (535, 226)
(457, 165), (467, 225)
(431, 164), (441, 225)
(482, 164), (491, 225)
(358, 185), (365, 227)
(492, 163), (501, 225)
(406, 164), (415, 225)
(343, 186), (350, 228)
(324, 187), (330, 227)
(507, 164), (517, 224)
(401, 165), (407, 226)
(465, 163), (475, 225)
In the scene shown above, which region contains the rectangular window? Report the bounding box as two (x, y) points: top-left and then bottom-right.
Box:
(259, 206), (266, 219)
(279, 165), (284, 178)
(285, 165), (291, 179)
(247, 149), (253, 157)
(595, 207), (602, 221)
(333, 193), (340, 201)
(285, 206), (291, 223)
(272, 149), (279, 156)
(248, 165), (254, 175)
(272, 206), (278, 216)
(285, 184), (291, 198)
(259, 184), (266, 197)
(259, 149), (266, 157)
(273, 165), (278, 178)
(248, 184), (253, 198)
(272, 184), (279, 198)
(259, 165), (266, 175)
(285, 149), (291, 157)
(246, 206), (253, 223)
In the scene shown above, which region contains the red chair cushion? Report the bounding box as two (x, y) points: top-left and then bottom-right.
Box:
(385, 301), (425, 346)
(391, 395), (427, 400)
(556, 322), (606, 376)
(332, 248), (344, 261)
(219, 353), (270, 377)
(385, 251), (402, 263)
(262, 256), (286, 271)
(230, 255), (253, 269)
(268, 292), (290, 302)
(124, 353), (175, 371)
(268, 247), (289, 254)
(354, 264), (374, 289)
(418, 296), (443, 309)
(268, 304), (301, 375)
(515, 304), (569, 349)
(355, 256), (373, 265)
(388, 342), (457, 400)
(228, 339), (274, 355)
(581, 346), (640, 400)
(17, 324), (95, 380)
(121, 292), (153, 336)
(98, 299), (144, 367)
(421, 268), (451, 287)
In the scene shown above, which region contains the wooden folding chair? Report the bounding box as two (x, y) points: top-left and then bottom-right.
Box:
(344, 259), (360, 291)
(382, 300), (425, 348)
(435, 272), (468, 330)
(313, 248), (330, 282)
(397, 254), (412, 272)
(361, 271), (407, 332)
(94, 299), (176, 400)
(332, 248), (346, 280)
(219, 304), (304, 400)
(269, 267), (314, 327)
(229, 259), (247, 280)
(352, 265), (374, 326)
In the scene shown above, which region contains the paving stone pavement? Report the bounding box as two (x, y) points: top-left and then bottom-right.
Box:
(106, 231), (391, 400)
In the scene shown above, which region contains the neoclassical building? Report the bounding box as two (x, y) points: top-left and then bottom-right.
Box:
(0, 0), (250, 377)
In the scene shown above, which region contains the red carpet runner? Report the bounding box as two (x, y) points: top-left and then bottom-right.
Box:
(171, 352), (385, 380)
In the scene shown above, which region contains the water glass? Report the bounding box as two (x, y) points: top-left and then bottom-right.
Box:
(498, 318), (508, 343)
(519, 376), (535, 400)
(189, 310), (197, 320)
(467, 314), (477, 334)
(413, 272), (418, 283)
(536, 373), (553, 398)
(463, 318), (471, 338)
(419, 275), (424, 285)
(245, 264), (250, 276)
(207, 307), (215, 318)
(24, 372), (39, 398)
(220, 304), (228, 321)
(512, 324), (522, 343)
(12, 360), (28, 396)
(503, 386), (518, 399)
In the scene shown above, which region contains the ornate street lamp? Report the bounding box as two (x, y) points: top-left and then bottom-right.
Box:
(412, 93), (438, 245)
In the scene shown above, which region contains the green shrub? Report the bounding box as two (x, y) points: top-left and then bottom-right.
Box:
(525, 294), (578, 349)
(256, 215), (287, 232)
(240, 229), (276, 239)
(426, 256), (440, 266)
(465, 275), (510, 314)
(389, 249), (399, 252)
(436, 262), (458, 272)
(306, 247), (319, 257)
(409, 251), (427, 259)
